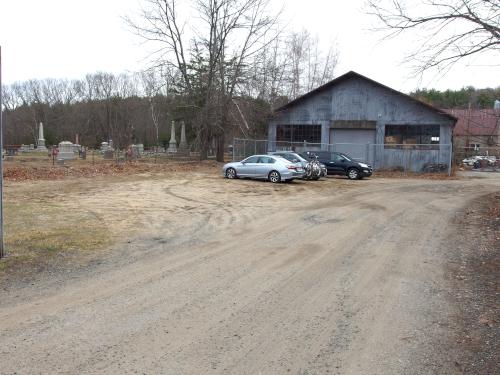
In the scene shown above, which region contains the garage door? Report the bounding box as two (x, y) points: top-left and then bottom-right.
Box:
(329, 129), (376, 162)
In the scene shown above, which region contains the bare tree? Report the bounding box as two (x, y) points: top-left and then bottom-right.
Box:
(243, 35), (289, 107)
(140, 67), (172, 146)
(367, 0), (500, 75)
(288, 31), (308, 99)
(290, 30), (338, 94)
(244, 30), (339, 108)
(126, 0), (280, 161)
(1, 85), (15, 111)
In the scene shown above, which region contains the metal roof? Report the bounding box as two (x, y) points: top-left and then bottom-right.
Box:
(273, 71), (458, 123)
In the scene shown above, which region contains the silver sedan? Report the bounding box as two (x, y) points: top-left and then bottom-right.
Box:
(223, 155), (305, 183)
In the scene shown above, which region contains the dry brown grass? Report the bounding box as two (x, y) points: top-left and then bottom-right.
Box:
(0, 158), (223, 276)
(0, 200), (110, 274)
(4, 159), (221, 181)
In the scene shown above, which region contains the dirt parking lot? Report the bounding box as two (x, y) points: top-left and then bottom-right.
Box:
(0, 166), (498, 374)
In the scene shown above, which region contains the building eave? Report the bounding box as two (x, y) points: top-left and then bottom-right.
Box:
(272, 71), (458, 125)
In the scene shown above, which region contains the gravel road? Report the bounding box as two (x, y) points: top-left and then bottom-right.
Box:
(1, 173), (498, 374)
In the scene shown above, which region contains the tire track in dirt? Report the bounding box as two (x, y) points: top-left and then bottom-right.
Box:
(1, 174), (499, 374)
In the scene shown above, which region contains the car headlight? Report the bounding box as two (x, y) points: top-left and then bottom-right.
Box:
(358, 163), (369, 168)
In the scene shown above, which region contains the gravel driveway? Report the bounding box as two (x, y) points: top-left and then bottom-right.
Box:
(1, 173), (498, 374)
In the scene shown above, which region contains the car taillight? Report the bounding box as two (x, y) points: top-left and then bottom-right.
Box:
(286, 165), (297, 170)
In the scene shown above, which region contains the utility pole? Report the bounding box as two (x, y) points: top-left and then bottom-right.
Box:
(0, 46), (5, 258)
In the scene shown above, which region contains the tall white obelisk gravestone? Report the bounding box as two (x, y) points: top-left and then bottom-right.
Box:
(37, 122), (48, 152)
(167, 121), (177, 153)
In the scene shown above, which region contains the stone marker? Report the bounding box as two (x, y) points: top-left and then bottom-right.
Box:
(100, 142), (109, 153)
(57, 141), (75, 160)
(167, 121), (177, 153)
(103, 149), (115, 160)
(179, 121), (189, 149)
(132, 144), (144, 156)
(36, 122), (48, 152)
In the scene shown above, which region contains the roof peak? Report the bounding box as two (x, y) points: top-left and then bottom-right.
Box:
(273, 70), (456, 122)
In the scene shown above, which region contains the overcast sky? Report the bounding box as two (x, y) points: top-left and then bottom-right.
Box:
(1, 0), (498, 92)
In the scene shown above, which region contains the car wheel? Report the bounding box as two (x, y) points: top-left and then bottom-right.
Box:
(226, 167), (237, 179)
(347, 168), (360, 180)
(268, 170), (281, 183)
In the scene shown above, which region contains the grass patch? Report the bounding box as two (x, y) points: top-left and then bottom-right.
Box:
(0, 201), (111, 275)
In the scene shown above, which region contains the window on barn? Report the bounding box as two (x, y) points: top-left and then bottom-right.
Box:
(276, 125), (321, 143)
(384, 125), (440, 147)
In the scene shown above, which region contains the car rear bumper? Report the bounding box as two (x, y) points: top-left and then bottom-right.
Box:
(283, 170), (305, 179)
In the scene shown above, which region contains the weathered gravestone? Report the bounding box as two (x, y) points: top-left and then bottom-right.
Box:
(167, 122), (177, 154)
(177, 121), (189, 156)
(58, 141), (75, 160)
(36, 122), (48, 152)
(103, 150), (115, 160)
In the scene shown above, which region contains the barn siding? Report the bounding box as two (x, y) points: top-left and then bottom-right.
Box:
(269, 72), (455, 171)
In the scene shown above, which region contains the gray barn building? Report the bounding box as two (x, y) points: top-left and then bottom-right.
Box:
(268, 71), (457, 171)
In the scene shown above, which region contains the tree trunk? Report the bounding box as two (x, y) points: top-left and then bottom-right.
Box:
(199, 127), (210, 160)
(215, 132), (225, 162)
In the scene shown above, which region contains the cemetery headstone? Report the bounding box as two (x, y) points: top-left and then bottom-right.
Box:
(178, 121), (189, 155)
(36, 122), (48, 152)
(57, 141), (75, 160)
(103, 149), (115, 160)
(100, 142), (109, 152)
(167, 121), (177, 153)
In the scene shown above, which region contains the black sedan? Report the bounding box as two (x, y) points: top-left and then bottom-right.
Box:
(303, 151), (373, 180)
